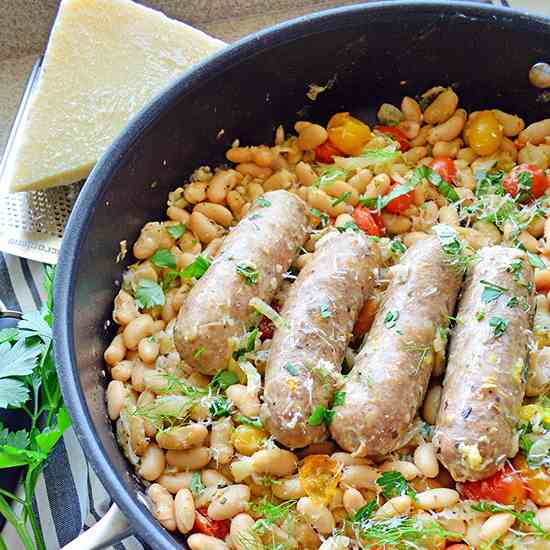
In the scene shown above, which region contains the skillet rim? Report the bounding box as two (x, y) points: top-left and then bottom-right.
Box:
(53, 2), (550, 548)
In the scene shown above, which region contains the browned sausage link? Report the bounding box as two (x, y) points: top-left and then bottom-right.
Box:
(433, 246), (534, 481)
(330, 237), (462, 456)
(174, 190), (309, 375)
(261, 230), (380, 449)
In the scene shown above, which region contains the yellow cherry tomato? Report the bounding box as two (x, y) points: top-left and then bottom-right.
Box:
(231, 425), (266, 455)
(327, 112), (372, 155)
(464, 110), (503, 156)
(298, 454), (342, 503)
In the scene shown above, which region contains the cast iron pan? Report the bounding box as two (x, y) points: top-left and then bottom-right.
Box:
(53, 2), (550, 548)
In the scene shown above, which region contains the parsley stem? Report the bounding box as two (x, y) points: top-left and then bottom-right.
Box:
(0, 494), (35, 550)
(0, 534), (8, 550)
(24, 468), (46, 550)
(0, 488), (23, 504)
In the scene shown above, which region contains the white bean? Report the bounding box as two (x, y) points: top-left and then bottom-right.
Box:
(189, 211), (225, 244)
(380, 461), (420, 481)
(518, 119), (550, 145)
(535, 507), (550, 530)
(187, 534), (228, 550)
(250, 448), (297, 477)
(479, 513), (515, 542)
(202, 469), (230, 488)
(414, 443), (439, 478)
(422, 385), (442, 425)
(401, 96), (422, 123)
(297, 497), (335, 535)
(156, 423), (208, 450)
(194, 202), (233, 227)
(374, 495), (412, 518)
(226, 384), (260, 417)
(230, 513), (256, 550)
(147, 483), (176, 531)
(157, 471), (193, 493)
(272, 475), (307, 500)
(415, 488), (459, 510)
(104, 334), (126, 366)
(342, 488), (365, 515)
(423, 89), (458, 124)
(428, 110), (466, 144)
(106, 380), (127, 420)
(208, 484), (251, 520)
(493, 110), (525, 137)
(210, 417), (234, 465)
(174, 488), (195, 534)
(165, 447), (211, 470)
(319, 535), (351, 550)
(138, 444), (166, 481)
(341, 465), (379, 489)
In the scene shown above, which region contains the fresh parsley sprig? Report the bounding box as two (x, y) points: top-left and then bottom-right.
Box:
(0, 266), (71, 550)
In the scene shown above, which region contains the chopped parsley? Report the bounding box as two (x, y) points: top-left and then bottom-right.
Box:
(190, 471), (204, 497)
(308, 404), (334, 426)
(331, 191), (352, 207)
(527, 251), (546, 269)
(134, 278), (165, 309)
(209, 397), (232, 418)
(489, 316), (508, 338)
(360, 181), (416, 211)
(151, 248), (177, 270)
(475, 310), (486, 321)
(507, 296), (520, 308)
(210, 370), (239, 390)
(233, 328), (259, 361)
(410, 165), (460, 202)
(352, 500), (378, 522)
(480, 279), (508, 304)
(376, 471), (416, 500)
(309, 207), (330, 228)
(166, 223), (186, 240)
(236, 263), (259, 285)
(336, 221), (360, 233)
(284, 362), (299, 376)
(332, 391), (346, 407)
(320, 303), (332, 319)
(384, 310), (399, 329)
(390, 238), (407, 255)
(234, 415), (263, 428)
(255, 197), (271, 207)
(313, 168), (347, 188)
(193, 346), (205, 359)
(434, 224), (476, 272)
(180, 255), (211, 279)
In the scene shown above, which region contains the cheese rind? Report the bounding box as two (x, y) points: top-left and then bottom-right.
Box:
(6, 0), (225, 193)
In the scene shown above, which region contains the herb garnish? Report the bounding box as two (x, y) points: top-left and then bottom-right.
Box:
(307, 391), (346, 426)
(209, 397), (232, 418)
(190, 471), (205, 497)
(166, 223), (186, 239)
(135, 278), (165, 309)
(336, 221), (360, 233)
(236, 263), (259, 285)
(320, 303), (332, 319)
(284, 363), (299, 376)
(489, 316), (508, 338)
(376, 471), (416, 500)
(309, 208), (330, 228)
(313, 168), (347, 188)
(256, 197), (271, 207)
(480, 280), (508, 304)
(210, 370), (239, 390)
(434, 224), (477, 272)
(151, 248), (177, 270)
(527, 251), (546, 269)
(331, 192), (352, 207)
(234, 415), (263, 428)
(384, 310), (399, 329)
(390, 238), (407, 255)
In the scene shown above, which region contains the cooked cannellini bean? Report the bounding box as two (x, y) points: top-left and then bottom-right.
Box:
(427, 109), (466, 144)
(518, 119), (550, 145)
(147, 484), (176, 531)
(189, 211), (225, 244)
(123, 315), (155, 350)
(342, 488), (365, 515)
(250, 448), (297, 476)
(423, 89), (458, 124)
(422, 385), (442, 425)
(331, 452), (372, 466)
(104, 334), (126, 366)
(380, 461), (420, 480)
(374, 495), (412, 518)
(230, 513), (256, 550)
(156, 424), (208, 451)
(174, 488), (195, 534)
(129, 415), (148, 455)
(187, 534), (228, 550)
(319, 535), (351, 550)
(165, 447), (211, 470)
(297, 497), (335, 535)
(401, 96), (422, 123)
(113, 290), (139, 326)
(479, 513), (515, 542)
(415, 488), (459, 510)
(535, 507), (550, 530)
(414, 443), (439, 478)
(194, 202), (233, 227)
(230, 458), (254, 482)
(272, 476), (307, 500)
(157, 471), (193, 493)
(106, 380), (127, 420)
(210, 417), (234, 465)
(226, 384), (260, 417)
(208, 484), (250, 520)
(138, 444), (165, 481)
(263, 169), (296, 191)
(201, 469), (229, 488)
(298, 124), (328, 150)
(341, 465), (379, 489)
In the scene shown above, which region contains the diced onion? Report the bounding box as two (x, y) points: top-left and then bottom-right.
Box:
(240, 360), (261, 398)
(249, 297), (288, 329)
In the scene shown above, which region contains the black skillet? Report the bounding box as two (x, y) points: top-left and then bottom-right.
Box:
(53, 2), (550, 548)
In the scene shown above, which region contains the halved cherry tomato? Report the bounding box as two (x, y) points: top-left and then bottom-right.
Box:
(375, 125), (410, 152)
(502, 163), (549, 202)
(461, 464), (527, 506)
(315, 139), (344, 164)
(352, 205), (384, 237)
(327, 112), (372, 155)
(445, 545), (470, 550)
(512, 454), (550, 506)
(193, 507), (230, 539)
(464, 110), (503, 156)
(258, 300), (281, 340)
(430, 156), (457, 184)
(384, 184), (414, 214)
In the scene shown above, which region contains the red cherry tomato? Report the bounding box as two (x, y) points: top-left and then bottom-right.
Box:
(258, 301), (281, 340)
(375, 125), (410, 151)
(193, 507), (230, 539)
(314, 140), (344, 164)
(502, 163), (549, 202)
(461, 464), (527, 506)
(384, 184), (414, 214)
(352, 205), (384, 237)
(430, 156), (457, 184)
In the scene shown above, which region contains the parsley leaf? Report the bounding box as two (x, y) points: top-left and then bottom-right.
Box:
(193, 346), (205, 359)
(480, 280), (508, 304)
(236, 263), (259, 285)
(309, 208), (330, 228)
(0, 378), (30, 409)
(336, 221), (360, 233)
(234, 415), (263, 428)
(527, 251), (546, 269)
(151, 248), (177, 270)
(284, 362), (299, 376)
(313, 168), (347, 188)
(209, 397), (232, 418)
(256, 197), (271, 207)
(414, 166), (460, 202)
(390, 238), (407, 255)
(376, 471), (416, 500)
(331, 191), (352, 207)
(384, 310), (399, 329)
(352, 500), (378, 522)
(0, 328), (18, 344)
(308, 405), (334, 426)
(489, 316), (508, 338)
(332, 391), (346, 407)
(320, 303), (332, 319)
(210, 370), (239, 390)
(134, 278), (165, 309)
(190, 471), (204, 497)
(166, 223), (186, 240)
(180, 256), (211, 279)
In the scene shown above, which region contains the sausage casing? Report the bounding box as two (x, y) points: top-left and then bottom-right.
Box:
(261, 230), (380, 448)
(174, 190), (309, 374)
(330, 236), (462, 456)
(433, 246), (534, 481)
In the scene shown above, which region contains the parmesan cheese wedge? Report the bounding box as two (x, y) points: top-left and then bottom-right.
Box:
(4, 0), (225, 193)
